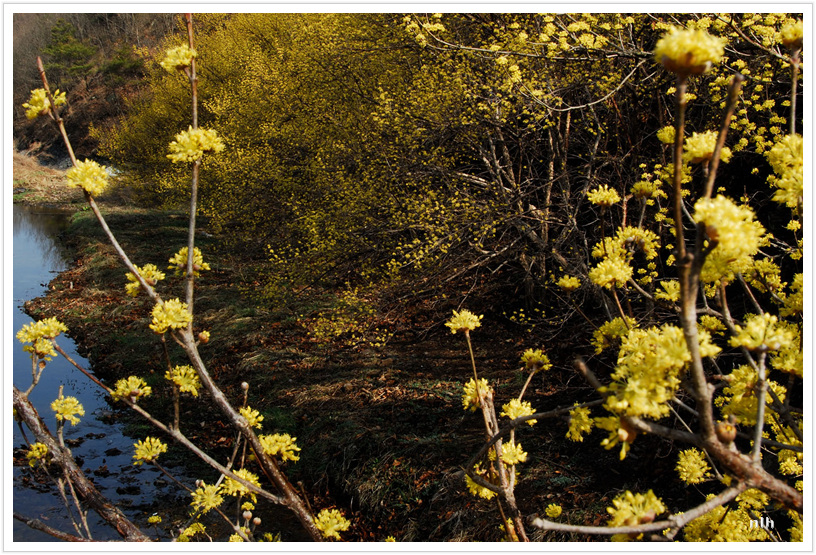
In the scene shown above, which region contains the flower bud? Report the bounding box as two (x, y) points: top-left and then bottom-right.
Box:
(241, 382), (249, 391)
(715, 420), (737, 443)
(243, 510), (252, 521)
(252, 517), (261, 526)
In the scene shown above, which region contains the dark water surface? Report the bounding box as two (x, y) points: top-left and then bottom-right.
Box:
(11, 206), (174, 542)
(9, 205), (309, 543)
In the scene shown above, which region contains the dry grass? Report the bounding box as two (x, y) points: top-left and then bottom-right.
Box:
(12, 150), (83, 205)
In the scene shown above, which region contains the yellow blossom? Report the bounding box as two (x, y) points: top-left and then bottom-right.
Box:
(259, 433), (301, 462)
(239, 406), (264, 429)
(26, 442), (49, 467)
(149, 298), (192, 334)
(462, 377), (492, 411)
(159, 45), (196, 72)
(501, 398), (537, 426)
(111, 376), (152, 403)
(587, 184), (620, 207)
(589, 256), (632, 289)
(567, 404), (593, 442)
(22, 88), (66, 119)
(229, 534), (244, 542)
(729, 313), (794, 351)
(683, 130), (732, 164)
(133, 437), (168, 465)
(445, 309), (482, 334)
(165, 365), (201, 396)
(168, 246), (211, 277)
(147, 514), (162, 525)
(500, 440), (527, 465)
(66, 159), (110, 197)
(766, 134), (803, 208)
(592, 317), (637, 353)
(167, 126), (225, 163)
(465, 466), (497, 500)
(779, 19), (803, 49)
(520, 348), (551, 372)
(654, 26), (725, 75)
(314, 508), (350, 540)
(654, 280), (680, 302)
(17, 317), (68, 361)
(676, 448), (711, 484)
(190, 482), (223, 513)
(125, 264), (165, 297)
(656, 125), (676, 144)
(606, 490), (666, 528)
(556, 275), (581, 292)
(51, 395), (84, 425)
(545, 503), (563, 518)
(222, 468), (261, 500)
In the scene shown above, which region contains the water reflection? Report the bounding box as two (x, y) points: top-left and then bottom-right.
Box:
(11, 206), (171, 542)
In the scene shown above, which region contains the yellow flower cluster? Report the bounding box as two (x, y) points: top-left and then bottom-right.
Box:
(66, 159), (110, 197)
(177, 522), (207, 542)
(778, 449), (803, 476)
(779, 19), (803, 49)
(462, 377), (492, 411)
(168, 246), (211, 277)
(111, 376), (153, 403)
(259, 433), (301, 462)
(589, 257), (632, 289)
(190, 482), (223, 513)
(147, 514), (162, 525)
(165, 365), (201, 396)
(132, 437), (168, 465)
(766, 134), (803, 209)
(656, 125), (675, 145)
(159, 45), (196, 72)
(149, 298), (192, 334)
(500, 399), (537, 426)
(222, 468), (261, 501)
(683, 130), (732, 164)
(167, 126), (225, 163)
(465, 465), (497, 500)
(567, 404), (593, 442)
(605, 324), (719, 420)
(23, 88), (66, 119)
(520, 348), (551, 372)
(694, 195), (766, 284)
(781, 274), (804, 318)
(26, 442), (49, 467)
(683, 490), (770, 541)
(729, 313), (795, 351)
(125, 264), (165, 297)
(556, 275), (581, 292)
(51, 395), (84, 425)
(592, 317), (636, 354)
(607, 490), (666, 541)
(654, 26), (725, 75)
(445, 309), (483, 334)
(313, 508), (350, 540)
(17, 317), (68, 361)
(654, 280), (680, 302)
(675, 448), (711, 484)
(587, 184), (621, 207)
(715, 365), (786, 426)
(545, 503), (563, 519)
(239, 406), (264, 429)
(500, 440), (527, 465)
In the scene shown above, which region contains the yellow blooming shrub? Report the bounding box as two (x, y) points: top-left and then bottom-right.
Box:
(766, 134), (803, 208)
(682, 130), (732, 164)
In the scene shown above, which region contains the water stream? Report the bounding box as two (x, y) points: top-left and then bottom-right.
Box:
(11, 205), (178, 542)
(10, 204), (309, 543)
